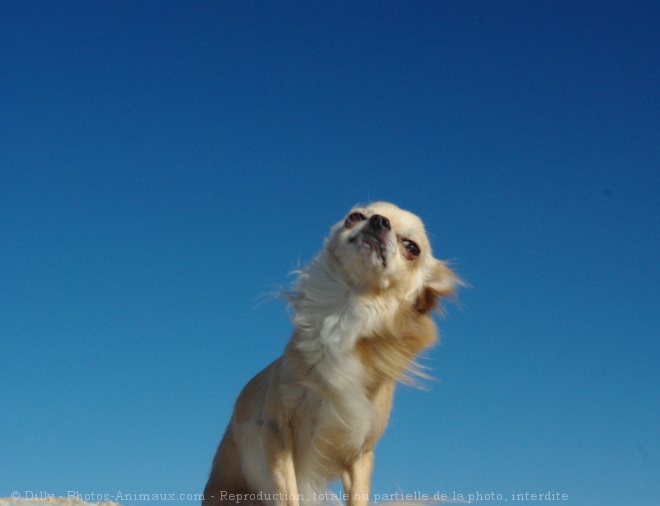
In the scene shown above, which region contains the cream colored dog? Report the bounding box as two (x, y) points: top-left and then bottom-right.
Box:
(203, 202), (458, 506)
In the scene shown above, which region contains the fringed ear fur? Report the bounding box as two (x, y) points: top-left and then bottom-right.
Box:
(415, 260), (460, 314)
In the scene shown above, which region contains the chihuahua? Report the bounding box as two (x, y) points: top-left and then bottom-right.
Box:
(203, 202), (458, 506)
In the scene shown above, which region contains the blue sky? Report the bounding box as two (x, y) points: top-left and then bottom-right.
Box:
(1, 1), (658, 505)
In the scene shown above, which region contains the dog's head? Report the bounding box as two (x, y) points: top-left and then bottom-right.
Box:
(324, 202), (457, 312)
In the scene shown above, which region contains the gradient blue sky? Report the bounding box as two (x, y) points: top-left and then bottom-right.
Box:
(1, 1), (658, 505)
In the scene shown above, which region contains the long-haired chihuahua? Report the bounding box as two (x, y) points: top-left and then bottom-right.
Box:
(203, 202), (458, 506)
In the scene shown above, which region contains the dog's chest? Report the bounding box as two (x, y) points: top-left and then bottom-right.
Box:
(290, 386), (373, 473)
(287, 359), (393, 477)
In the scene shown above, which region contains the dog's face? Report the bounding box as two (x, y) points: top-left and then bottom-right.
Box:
(326, 202), (456, 308)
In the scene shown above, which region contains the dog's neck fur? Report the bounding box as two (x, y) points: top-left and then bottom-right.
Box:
(290, 250), (398, 353)
(288, 248), (431, 389)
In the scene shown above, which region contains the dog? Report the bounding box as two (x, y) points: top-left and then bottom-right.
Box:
(203, 202), (458, 506)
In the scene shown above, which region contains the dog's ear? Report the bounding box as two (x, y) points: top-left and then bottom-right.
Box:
(415, 260), (458, 313)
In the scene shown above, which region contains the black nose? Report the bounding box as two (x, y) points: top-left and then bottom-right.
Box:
(369, 214), (391, 231)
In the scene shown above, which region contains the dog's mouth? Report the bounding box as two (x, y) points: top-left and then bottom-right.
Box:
(349, 229), (388, 266)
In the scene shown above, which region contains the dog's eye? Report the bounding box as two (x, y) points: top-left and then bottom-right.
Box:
(402, 239), (420, 258)
(348, 212), (367, 222)
(345, 212), (367, 227)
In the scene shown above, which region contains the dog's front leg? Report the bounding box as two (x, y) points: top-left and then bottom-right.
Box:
(342, 450), (374, 506)
(263, 423), (300, 506)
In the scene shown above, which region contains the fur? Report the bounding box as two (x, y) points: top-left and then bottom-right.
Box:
(203, 202), (458, 506)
